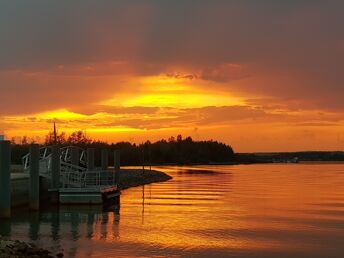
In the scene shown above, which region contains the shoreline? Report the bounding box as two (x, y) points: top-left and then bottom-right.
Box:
(119, 168), (172, 190)
(0, 237), (61, 258)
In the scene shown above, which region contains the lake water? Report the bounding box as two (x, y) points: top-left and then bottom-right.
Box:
(1, 164), (344, 257)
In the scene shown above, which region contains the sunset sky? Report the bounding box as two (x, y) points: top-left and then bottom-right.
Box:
(0, 0), (343, 152)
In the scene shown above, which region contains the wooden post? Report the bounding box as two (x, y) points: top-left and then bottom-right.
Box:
(101, 149), (108, 170)
(29, 144), (40, 210)
(0, 140), (11, 218)
(87, 148), (95, 171)
(114, 150), (120, 185)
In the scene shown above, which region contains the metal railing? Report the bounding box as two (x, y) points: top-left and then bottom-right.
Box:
(61, 170), (116, 189)
(22, 146), (87, 177)
(22, 146), (117, 190)
(22, 146), (52, 171)
(60, 146), (87, 167)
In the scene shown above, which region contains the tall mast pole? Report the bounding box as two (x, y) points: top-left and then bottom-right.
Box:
(53, 121), (57, 145)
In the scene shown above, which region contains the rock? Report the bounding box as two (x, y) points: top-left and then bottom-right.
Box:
(0, 238), (59, 258)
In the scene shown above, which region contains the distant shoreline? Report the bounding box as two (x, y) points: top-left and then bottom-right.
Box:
(140, 160), (344, 167)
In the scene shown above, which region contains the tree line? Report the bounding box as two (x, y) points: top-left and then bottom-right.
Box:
(10, 131), (235, 165)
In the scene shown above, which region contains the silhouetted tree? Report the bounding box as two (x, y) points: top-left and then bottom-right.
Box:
(67, 131), (92, 145)
(45, 131), (67, 145)
(21, 136), (28, 145)
(10, 132), (236, 165)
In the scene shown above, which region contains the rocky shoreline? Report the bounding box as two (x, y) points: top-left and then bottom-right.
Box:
(0, 237), (63, 258)
(119, 168), (172, 190)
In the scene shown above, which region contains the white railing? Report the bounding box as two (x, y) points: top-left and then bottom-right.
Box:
(22, 146), (117, 190)
(61, 170), (116, 189)
(22, 146), (87, 177)
(61, 161), (87, 173)
(22, 146), (52, 171)
(60, 146), (87, 167)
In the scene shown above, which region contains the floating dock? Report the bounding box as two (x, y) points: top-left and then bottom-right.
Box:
(22, 145), (121, 205)
(59, 186), (120, 204)
(0, 144), (121, 218)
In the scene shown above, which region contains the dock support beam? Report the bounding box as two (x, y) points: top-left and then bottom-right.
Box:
(101, 149), (108, 170)
(87, 148), (95, 171)
(114, 150), (120, 185)
(51, 146), (60, 203)
(51, 146), (60, 189)
(29, 144), (40, 210)
(70, 148), (79, 167)
(0, 140), (11, 218)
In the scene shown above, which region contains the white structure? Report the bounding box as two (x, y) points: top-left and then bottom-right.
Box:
(0, 135), (4, 141)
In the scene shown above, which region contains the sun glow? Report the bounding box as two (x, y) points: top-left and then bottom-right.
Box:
(102, 75), (244, 108)
(34, 109), (86, 120)
(121, 92), (242, 108)
(1, 71), (342, 151)
(87, 127), (142, 133)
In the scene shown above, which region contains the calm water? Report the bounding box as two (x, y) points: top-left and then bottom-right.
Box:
(1, 164), (344, 257)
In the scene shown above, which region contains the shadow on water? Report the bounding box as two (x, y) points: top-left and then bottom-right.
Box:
(0, 201), (120, 257)
(0, 218), (11, 237)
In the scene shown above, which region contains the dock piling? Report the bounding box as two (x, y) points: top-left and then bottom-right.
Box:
(0, 140), (11, 218)
(114, 150), (120, 185)
(87, 148), (95, 171)
(70, 147), (79, 167)
(51, 146), (60, 189)
(101, 149), (109, 170)
(51, 146), (60, 203)
(29, 144), (40, 210)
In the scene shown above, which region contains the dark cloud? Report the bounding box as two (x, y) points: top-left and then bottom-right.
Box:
(0, 0), (344, 113)
(166, 73), (198, 81)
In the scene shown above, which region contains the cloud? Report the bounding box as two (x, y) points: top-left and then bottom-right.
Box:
(73, 105), (160, 116)
(2, 103), (343, 151)
(198, 64), (250, 83)
(0, 0), (344, 151)
(1, 1), (343, 112)
(165, 73), (198, 81)
(0, 68), (132, 115)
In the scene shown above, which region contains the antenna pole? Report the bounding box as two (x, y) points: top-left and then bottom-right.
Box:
(53, 121), (57, 145)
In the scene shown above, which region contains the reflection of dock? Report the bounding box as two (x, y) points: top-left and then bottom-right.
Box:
(0, 205), (120, 257)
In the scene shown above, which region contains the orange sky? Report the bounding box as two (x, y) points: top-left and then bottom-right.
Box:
(0, 1), (343, 152)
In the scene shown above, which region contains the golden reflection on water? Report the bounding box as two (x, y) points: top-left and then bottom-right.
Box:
(3, 164), (344, 258)
(89, 164), (344, 256)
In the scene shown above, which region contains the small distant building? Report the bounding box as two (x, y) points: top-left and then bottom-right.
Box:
(0, 135), (4, 141)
